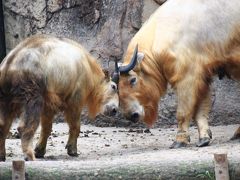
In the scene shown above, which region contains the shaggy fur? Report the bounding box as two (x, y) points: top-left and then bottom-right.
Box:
(0, 35), (118, 161)
(119, 0), (240, 147)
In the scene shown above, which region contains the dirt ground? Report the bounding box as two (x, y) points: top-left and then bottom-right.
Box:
(5, 122), (240, 163)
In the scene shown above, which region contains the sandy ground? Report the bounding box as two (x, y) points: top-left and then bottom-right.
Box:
(4, 122), (240, 164)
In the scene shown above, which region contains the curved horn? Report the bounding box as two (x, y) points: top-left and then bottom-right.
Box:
(111, 60), (120, 84)
(119, 45), (138, 74)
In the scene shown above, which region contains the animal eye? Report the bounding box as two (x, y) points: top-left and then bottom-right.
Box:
(111, 84), (117, 91)
(130, 77), (137, 86)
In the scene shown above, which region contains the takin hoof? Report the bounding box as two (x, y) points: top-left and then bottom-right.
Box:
(196, 137), (211, 147)
(24, 155), (30, 161)
(23, 151), (35, 161)
(67, 149), (78, 157)
(34, 146), (46, 158)
(169, 141), (188, 149)
(66, 145), (78, 157)
(0, 155), (6, 162)
(230, 133), (240, 141)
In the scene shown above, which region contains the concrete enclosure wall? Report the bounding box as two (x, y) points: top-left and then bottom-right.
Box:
(2, 0), (240, 127)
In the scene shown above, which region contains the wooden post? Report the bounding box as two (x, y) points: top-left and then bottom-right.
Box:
(0, 0), (6, 62)
(12, 160), (25, 180)
(214, 153), (229, 180)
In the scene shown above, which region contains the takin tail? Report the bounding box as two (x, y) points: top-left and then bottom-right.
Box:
(0, 72), (46, 125)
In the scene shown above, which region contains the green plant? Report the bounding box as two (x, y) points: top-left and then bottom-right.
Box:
(196, 170), (215, 180)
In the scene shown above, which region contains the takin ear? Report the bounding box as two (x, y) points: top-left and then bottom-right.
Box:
(102, 69), (110, 81)
(133, 52), (145, 72)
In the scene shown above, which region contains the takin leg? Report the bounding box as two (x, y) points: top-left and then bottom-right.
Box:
(34, 108), (55, 158)
(170, 76), (210, 149)
(0, 113), (15, 161)
(170, 89), (193, 148)
(64, 106), (82, 157)
(18, 98), (43, 161)
(170, 110), (192, 149)
(225, 53), (240, 140)
(194, 91), (212, 147)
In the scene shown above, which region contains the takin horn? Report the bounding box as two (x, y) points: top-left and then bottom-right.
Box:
(111, 60), (120, 84)
(119, 45), (138, 74)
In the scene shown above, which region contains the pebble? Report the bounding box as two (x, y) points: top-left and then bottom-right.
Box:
(136, 129), (144, 134)
(92, 132), (99, 135)
(51, 133), (58, 137)
(128, 129), (135, 132)
(144, 129), (151, 133)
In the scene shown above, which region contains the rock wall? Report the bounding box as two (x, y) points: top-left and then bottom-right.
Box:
(3, 0), (144, 65)
(2, 0), (240, 127)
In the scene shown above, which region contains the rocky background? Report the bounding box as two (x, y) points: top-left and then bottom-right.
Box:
(2, 0), (240, 128)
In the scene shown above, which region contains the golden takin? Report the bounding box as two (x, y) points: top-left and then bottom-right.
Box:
(0, 35), (119, 161)
(116, 0), (240, 148)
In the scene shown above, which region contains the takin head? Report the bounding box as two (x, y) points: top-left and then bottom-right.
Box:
(99, 71), (119, 117)
(115, 46), (165, 126)
(83, 62), (119, 119)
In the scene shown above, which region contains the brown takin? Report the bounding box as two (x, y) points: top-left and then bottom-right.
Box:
(0, 35), (119, 161)
(116, 0), (240, 148)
